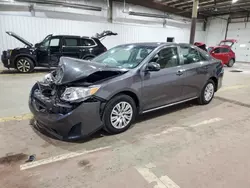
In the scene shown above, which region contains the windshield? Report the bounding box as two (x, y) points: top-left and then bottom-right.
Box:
(36, 35), (52, 47)
(92, 45), (155, 69)
(208, 47), (214, 52)
(40, 38), (50, 48)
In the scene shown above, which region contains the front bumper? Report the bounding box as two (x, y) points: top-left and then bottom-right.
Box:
(1, 55), (11, 68)
(29, 85), (103, 140)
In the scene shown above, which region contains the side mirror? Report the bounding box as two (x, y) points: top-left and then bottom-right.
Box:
(146, 62), (160, 71)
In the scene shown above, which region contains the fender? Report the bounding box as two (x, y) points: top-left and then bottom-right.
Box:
(107, 88), (142, 112)
(81, 54), (95, 60)
(14, 54), (38, 66)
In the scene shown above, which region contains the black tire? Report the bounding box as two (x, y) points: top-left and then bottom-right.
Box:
(198, 79), (215, 105)
(102, 94), (137, 134)
(227, 59), (235, 67)
(15, 57), (34, 73)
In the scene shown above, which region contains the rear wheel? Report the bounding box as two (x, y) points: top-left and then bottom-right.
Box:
(227, 59), (235, 67)
(102, 95), (137, 134)
(15, 57), (34, 73)
(198, 79), (215, 105)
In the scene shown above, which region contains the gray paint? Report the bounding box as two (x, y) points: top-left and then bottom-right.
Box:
(29, 42), (223, 140)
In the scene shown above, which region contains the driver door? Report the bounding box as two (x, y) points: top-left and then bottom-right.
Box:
(37, 37), (62, 67)
(141, 46), (186, 111)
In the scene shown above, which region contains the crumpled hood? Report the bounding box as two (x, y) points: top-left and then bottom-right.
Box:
(53, 57), (127, 85)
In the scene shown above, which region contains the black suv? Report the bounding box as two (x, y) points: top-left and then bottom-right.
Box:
(1, 31), (117, 73)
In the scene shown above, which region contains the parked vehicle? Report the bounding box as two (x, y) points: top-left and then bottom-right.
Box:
(29, 43), (224, 140)
(195, 39), (236, 67)
(1, 30), (117, 73)
(194, 42), (207, 52)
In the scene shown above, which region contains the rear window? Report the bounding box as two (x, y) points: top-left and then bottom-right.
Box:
(81, 39), (96, 46)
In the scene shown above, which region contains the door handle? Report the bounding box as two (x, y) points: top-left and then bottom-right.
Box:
(176, 69), (185, 76)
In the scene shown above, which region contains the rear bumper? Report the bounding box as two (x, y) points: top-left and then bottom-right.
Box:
(29, 84), (103, 140)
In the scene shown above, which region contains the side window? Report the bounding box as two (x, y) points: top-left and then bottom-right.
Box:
(81, 39), (96, 46)
(64, 38), (79, 46)
(213, 48), (221, 53)
(49, 38), (60, 47)
(221, 48), (230, 53)
(152, 47), (179, 69)
(180, 46), (201, 64)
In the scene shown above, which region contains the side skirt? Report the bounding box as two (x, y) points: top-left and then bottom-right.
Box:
(142, 97), (198, 114)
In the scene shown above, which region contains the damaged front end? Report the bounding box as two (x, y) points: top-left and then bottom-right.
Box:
(29, 57), (126, 140)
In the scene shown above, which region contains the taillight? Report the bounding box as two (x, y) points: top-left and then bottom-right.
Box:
(104, 47), (107, 52)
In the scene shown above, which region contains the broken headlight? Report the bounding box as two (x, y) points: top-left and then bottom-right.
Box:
(61, 86), (100, 102)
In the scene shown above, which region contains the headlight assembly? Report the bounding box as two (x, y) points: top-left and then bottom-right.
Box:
(61, 86), (100, 102)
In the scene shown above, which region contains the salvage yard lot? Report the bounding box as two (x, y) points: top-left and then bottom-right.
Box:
(1, 63), (250, 188)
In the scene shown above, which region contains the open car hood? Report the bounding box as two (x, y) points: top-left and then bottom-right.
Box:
(53, 57), (127, 85)
(6, 31), (33, 47)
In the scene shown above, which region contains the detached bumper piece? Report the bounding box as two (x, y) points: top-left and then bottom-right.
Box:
(29, 84), (103, 140)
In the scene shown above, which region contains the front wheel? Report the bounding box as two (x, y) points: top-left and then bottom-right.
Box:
(227, 59), (235, 67)
(198, 80), (215, 105)
(16, 57), (34, 73)
(102, 95), (137, 134)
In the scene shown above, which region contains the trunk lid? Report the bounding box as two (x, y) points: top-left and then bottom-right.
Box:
(6, 31), (33, 47)
(218, 39), (237, 48)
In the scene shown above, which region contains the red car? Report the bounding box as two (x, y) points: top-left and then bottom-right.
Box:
(195, 39), (236, 67)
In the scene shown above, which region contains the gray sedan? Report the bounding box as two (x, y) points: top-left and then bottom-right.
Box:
(29, 42), (224, 140)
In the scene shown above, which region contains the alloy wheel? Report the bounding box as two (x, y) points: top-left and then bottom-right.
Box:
(110, 101), (133, 129)
(229, 59), (234, 67)
(204, 83), (214, 102)
(16, 59), (31, 72)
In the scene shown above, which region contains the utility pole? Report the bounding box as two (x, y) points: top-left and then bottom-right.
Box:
(189, 0), (199, 44)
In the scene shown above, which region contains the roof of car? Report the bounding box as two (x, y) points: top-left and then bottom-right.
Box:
(117, 42), (181, 47)
(52, 35), (93, 39)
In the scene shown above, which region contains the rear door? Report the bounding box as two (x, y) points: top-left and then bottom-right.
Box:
(80, 38), (98, 59)
(179, 45), (210, 99)
(62, 37), (81, 59)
